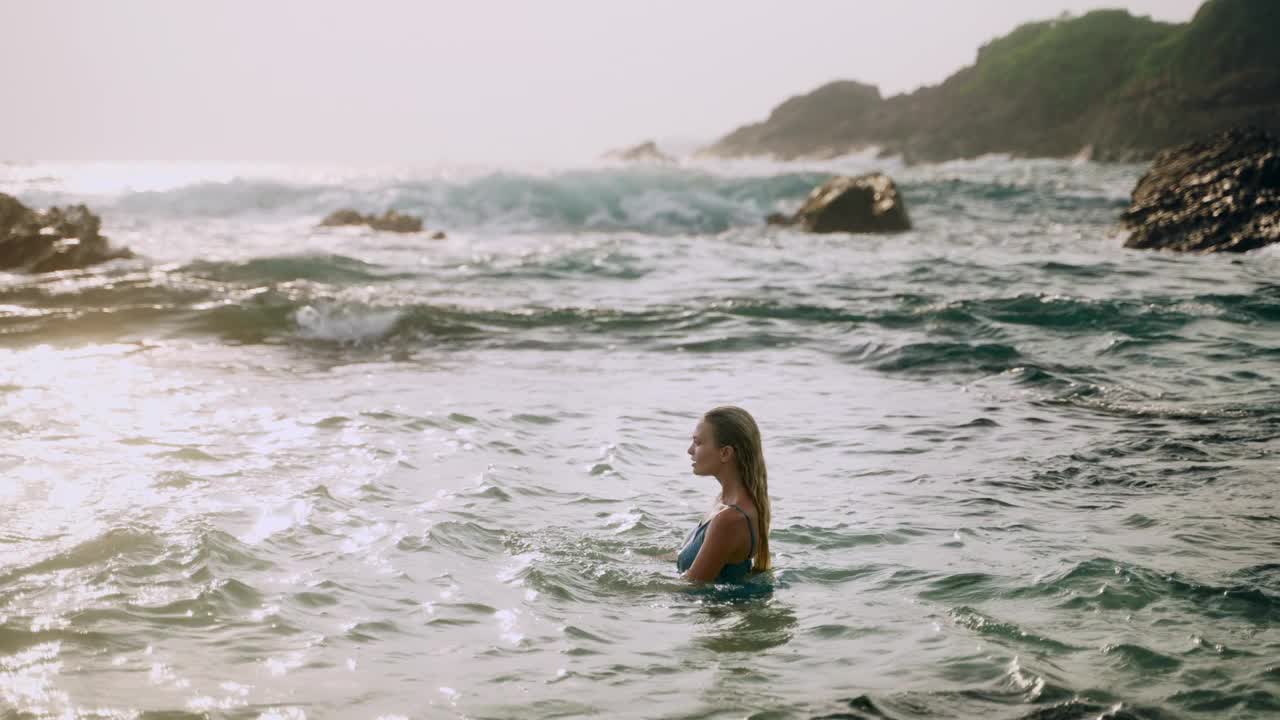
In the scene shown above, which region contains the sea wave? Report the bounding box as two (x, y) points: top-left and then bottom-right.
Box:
(2, 258), (1277, 357)
(9, 163), (1135, 235)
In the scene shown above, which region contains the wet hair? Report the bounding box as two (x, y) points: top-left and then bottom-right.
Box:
(703, 406), (771, 572)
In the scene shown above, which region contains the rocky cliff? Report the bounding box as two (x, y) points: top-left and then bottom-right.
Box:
(705, 0), (1280, 163)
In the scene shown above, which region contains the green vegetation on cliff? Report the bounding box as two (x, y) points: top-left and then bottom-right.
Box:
(964, 11), (1173, 119)
(1143, 0), (1280, 87)
(706, 0), (1280, 162)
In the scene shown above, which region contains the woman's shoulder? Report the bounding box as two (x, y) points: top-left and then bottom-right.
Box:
(720, 501), (756, 519)
(708, 503), (755, 531)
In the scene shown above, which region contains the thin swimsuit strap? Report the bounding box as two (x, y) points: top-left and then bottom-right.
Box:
(724, 504), (756, 559)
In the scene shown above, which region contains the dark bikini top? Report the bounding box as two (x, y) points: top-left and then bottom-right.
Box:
(675, 504), (756, 583)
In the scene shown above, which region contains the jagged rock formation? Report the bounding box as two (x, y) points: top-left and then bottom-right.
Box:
(0, 194), (133, 273)
(1123, 127), (1280, 253)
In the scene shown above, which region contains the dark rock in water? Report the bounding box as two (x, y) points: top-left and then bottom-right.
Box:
(429, 231), (447, 240)
(0, 193), (133, 273)
(770, 173), (911, 234)
(1122, 127), (1280, 253)
(319, 208), (424, 233)
(826, 695), (888, 718)
(367, 210), (423, 233)
(602, 140), (675, 164)
(318, 208), (367, 227)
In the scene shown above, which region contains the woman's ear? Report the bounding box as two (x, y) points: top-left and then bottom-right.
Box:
(719, 445), (735, 464)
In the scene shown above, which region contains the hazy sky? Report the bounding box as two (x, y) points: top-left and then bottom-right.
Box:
(1, 0), (1204, 164)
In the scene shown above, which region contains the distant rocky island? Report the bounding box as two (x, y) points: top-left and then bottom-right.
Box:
(704, 0), (1280, 163)
(602, 140), (676, 165)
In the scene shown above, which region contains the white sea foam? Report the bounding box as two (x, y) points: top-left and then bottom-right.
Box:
(294, 304), (401, 344)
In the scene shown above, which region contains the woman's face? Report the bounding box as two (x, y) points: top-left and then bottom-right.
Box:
(688, 420), (728, 476)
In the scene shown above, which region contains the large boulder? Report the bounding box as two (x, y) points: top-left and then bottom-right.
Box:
(1123, 128), (1280, 253)
(602, 140), (675, 164)
(770, 173), (911, 233)
(319, 208), (424, 233)
(0, 194), (133, 273)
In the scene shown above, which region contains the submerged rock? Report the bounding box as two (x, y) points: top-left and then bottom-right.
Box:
(770, 173), (911, 233)
(602, 140), (675, 164)
(0, 194), (133, 273)
(1122, 128), (1280, 253)
(320, 208), (424, 233)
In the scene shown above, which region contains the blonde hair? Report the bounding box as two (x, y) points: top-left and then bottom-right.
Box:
(704, 406), (771, 572)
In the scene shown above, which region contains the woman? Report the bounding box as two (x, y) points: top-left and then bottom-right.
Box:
(677, 406), (772, 583)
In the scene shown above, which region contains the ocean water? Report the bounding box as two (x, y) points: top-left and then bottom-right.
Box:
(0, 155), (1277, 719)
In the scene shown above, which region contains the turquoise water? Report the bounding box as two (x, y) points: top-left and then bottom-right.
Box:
(0, 157), (1277, 719)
